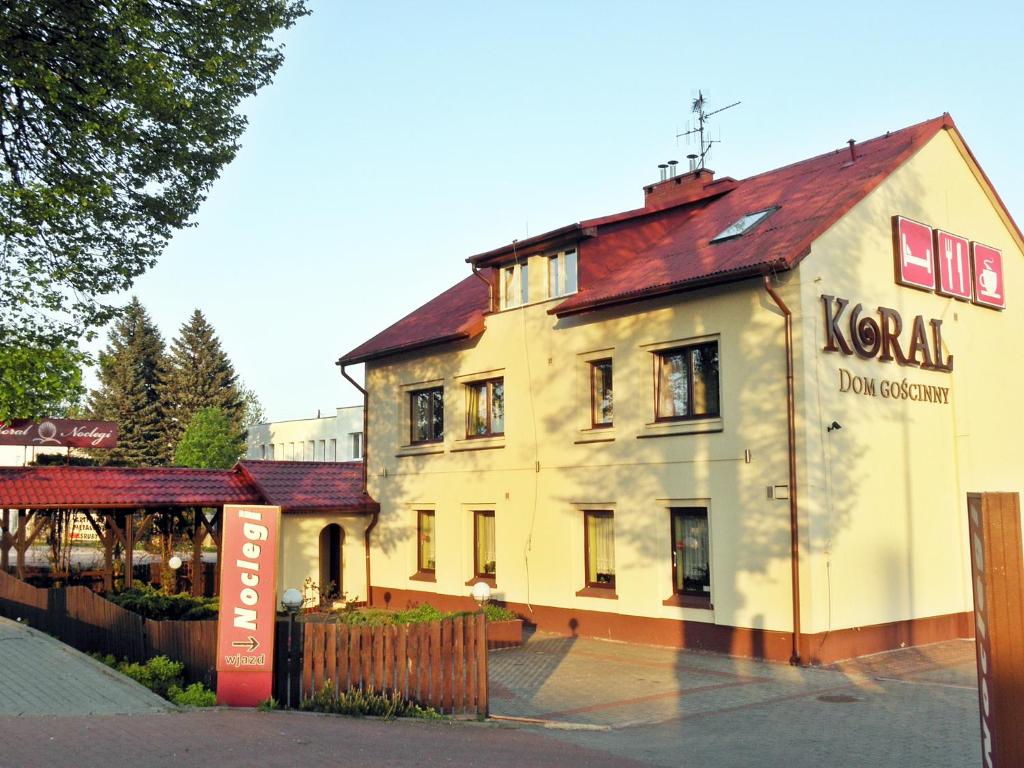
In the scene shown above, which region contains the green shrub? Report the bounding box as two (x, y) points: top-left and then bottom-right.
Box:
(169, 682), (217, 707)
(300, 681), (443, 720)
(115, 655), (184, 698)
(106, 584), (218, 621)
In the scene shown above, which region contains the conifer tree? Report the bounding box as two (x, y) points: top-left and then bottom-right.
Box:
(162, 310), (245, 460)
(88, 298), (167, 466)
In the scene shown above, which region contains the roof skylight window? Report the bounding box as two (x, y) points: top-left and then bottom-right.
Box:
(710, 207), (779, 243)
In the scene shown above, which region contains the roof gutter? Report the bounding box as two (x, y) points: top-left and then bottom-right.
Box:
(762, 272), (802, 666)
(338, 363), (369, 497)
(552, 262), (787, 318)
(338, 362), (380, 608)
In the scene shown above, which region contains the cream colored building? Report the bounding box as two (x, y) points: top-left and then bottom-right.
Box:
(247, 405), (363, 463)
(333, 115), (1022, 663)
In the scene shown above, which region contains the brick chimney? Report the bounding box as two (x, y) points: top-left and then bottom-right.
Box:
(643, 168), (718, 212)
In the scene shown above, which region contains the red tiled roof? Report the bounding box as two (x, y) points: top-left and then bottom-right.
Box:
(553, 115), (950, 316)
(342, 115), (995, 361)
(0, 462), (378, 512)
(0, 466), (261, 509)
(338, 274), (489, 365)
(237, 460), (377, 512)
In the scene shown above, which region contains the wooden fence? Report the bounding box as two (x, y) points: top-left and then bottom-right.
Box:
(293, 615), (489, 716)
(0, 569), (216, 684)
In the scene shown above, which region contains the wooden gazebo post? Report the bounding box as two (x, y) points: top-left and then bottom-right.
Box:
(1, 509), (11, 572)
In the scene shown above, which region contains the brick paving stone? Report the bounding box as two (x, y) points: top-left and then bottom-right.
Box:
(0, 615), (168, 716)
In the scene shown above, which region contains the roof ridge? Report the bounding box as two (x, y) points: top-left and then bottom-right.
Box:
(738, 114), (948, 185)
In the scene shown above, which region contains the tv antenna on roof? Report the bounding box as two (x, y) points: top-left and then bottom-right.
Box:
(676, 90), (741, 171)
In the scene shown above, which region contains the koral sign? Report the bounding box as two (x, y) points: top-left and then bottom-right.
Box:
(0, 419), (118, 448)
(893, 216), (1005, 309)
(822, 295), (954, 371)
(216, 504), (281, 707)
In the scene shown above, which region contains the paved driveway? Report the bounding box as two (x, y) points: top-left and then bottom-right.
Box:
(489, 632), (982, 766)
(0, 615), (168, 715)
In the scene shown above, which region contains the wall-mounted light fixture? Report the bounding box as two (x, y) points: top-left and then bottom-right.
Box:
(826, 421), (842, 433)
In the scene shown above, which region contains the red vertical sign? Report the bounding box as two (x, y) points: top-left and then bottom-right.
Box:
(966, 493), (1024, 768)
(216, 504), (281, 707)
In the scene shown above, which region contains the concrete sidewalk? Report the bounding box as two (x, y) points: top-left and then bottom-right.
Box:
(0, 615), (169, 716)
(490, 632), (981, 766)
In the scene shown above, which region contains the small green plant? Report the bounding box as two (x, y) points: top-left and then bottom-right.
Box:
(257, 696), (280, 711)
(300, 681), (444, 720)
(168, 682), (217, 707)
(481, 603), (517, 622)
(96, 654), (185, 699)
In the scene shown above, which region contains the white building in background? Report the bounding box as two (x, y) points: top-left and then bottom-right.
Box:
(246, 405), (364, 462)
(0, 445), (65, 467)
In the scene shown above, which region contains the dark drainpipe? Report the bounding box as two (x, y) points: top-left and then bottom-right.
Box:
(762, 273), (803, 666)
(339, 362), (377, 607)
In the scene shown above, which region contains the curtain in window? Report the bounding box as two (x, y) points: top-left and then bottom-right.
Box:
(491, 381), (504, 434)
(503, 267), (515, 307)
(520, 263), (529, 304)
(475, 513), (495, 575)
(467, 383), (485, 435)
(412, 391), (429, 442)
(418, 512), (435, 571)
(673, 511), (709, 593)
(658, 352), (688, 418)
(565, 250), (578, 294)
(586, 513), (615, 584)
(548, 255), (561, 297)
(691, 344), (720, 416)
(430, 389), (444, 439)
(592, 360), (613, 424)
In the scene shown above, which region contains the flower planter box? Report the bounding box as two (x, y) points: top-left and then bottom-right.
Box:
(487, 618), (523, 649)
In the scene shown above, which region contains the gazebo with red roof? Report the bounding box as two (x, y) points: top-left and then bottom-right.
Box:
(0, 461), (377, 596)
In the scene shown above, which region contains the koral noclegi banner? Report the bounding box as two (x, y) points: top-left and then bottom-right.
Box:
(216, 504), (281, 707)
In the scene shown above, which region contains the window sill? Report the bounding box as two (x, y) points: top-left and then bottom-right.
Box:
(452, 436), (505, 452)
(409, 571), (436, 583)
(662, 593), (713, 610)
(575, 586), (617, 600)
(396, 443), (445, 458)
(638, 417), (723, 439)
(575, 426), (615, 444)
(465, 576), (497, 588)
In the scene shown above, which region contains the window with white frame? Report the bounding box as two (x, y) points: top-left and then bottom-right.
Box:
(328, 439), (337, 461)
(351, 432), (363, 459)
(500, 262), (528, 309)
(548, 249), (578, 298)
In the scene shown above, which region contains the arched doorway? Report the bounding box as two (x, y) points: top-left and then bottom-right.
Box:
(319, 523), (343, 599)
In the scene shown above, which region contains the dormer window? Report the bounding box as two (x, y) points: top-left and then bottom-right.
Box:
(500, 262), (528, 309)
(548, 249), (578, 298)
(710, 207), (779, 244)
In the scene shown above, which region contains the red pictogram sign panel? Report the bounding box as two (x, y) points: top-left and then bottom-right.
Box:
(893, 216), (936, 291)
(971, 242), (1005, 310)
(934, 230), (972, 301)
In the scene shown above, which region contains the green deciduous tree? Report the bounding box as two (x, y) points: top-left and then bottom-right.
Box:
(0, 344), (83, 422)
(88, 297), (167, 466)
(162, 309), (244, 459)
(0, 0), (308, 417)
(239, 381), (267, 427)
(173, 406), (243, 469)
